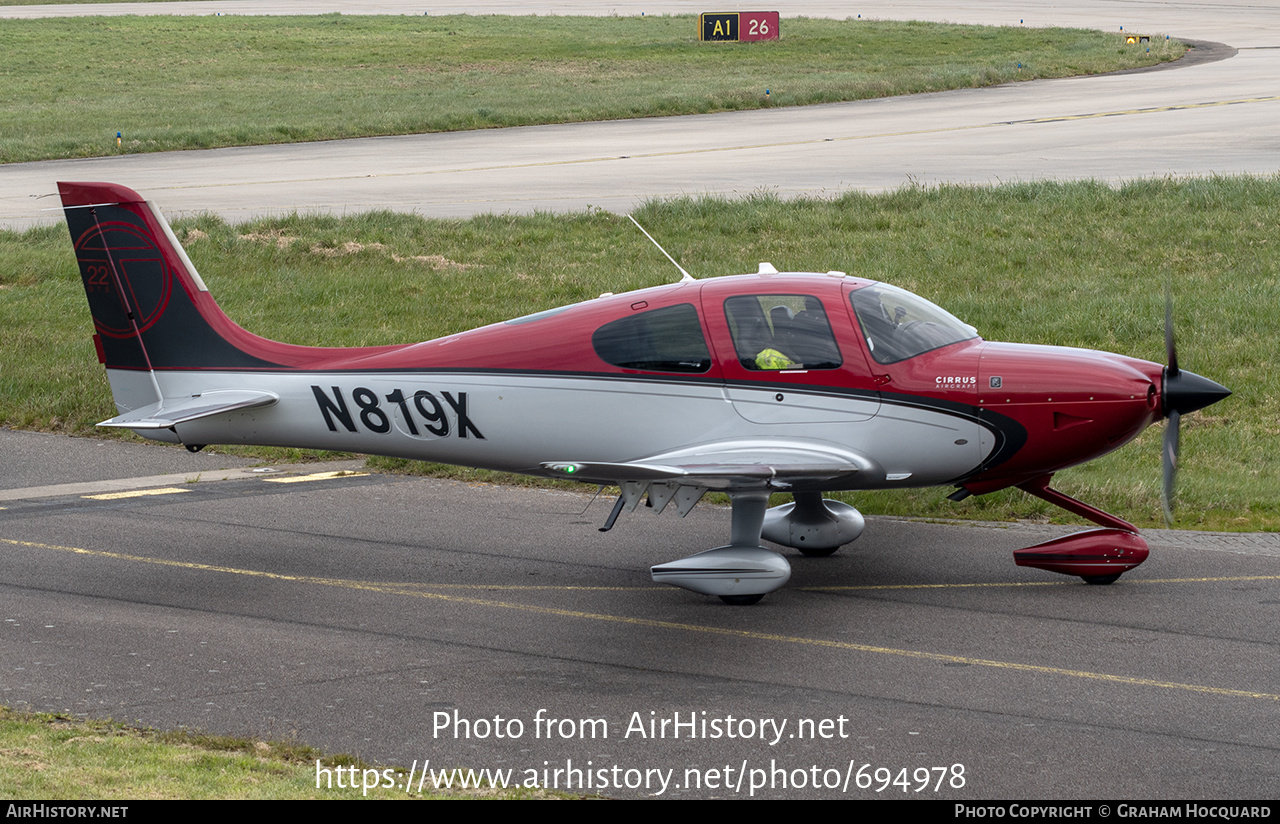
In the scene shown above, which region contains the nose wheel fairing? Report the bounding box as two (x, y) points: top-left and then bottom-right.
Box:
(1009, 476), (1149, 584)
(1012, 528), (1149, 581)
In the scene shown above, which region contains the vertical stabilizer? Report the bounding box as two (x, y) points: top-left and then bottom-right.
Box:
(60, 183), (417, 436)
(59, 182), (282, 373)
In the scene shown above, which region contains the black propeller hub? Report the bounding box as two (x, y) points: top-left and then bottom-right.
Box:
(1163, 368), (1231, 418)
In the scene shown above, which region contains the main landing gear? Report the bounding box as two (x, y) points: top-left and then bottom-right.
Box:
(647, 477), (1150, 602)
(650, 491), (865, 604)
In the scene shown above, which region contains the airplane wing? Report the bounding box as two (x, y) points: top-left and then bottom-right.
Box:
(541, 439), (878, 491)
(98, 390), (279, 430)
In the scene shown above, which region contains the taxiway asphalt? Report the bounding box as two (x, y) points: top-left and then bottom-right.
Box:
(2, 431), (1278, 798)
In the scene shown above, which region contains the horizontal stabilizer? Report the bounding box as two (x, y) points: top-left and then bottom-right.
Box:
(98, 390), (278, 430)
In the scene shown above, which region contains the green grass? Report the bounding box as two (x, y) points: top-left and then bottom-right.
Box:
(1, 179), (1275, 531)
(0, 15), (1184, 163)
(0, 706), (551, 799)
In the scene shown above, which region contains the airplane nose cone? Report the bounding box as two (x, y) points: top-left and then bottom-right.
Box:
(1163, 368), (1231, 417)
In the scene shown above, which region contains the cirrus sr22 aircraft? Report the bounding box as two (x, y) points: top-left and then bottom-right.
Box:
(58, 182), (1230, 604)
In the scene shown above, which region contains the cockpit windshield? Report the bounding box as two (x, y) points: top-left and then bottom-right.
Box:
(850, 283), (978, 364)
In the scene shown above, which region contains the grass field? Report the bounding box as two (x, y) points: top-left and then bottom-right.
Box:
(0, 15), (1183, 163)
(0, 706), (542, 799)
(2, 179), (1274, 530)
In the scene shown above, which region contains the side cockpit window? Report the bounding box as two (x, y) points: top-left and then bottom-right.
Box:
(850, 284), (978, 364)
(724, 294), (842, 371)
(592, 303), (712, 373)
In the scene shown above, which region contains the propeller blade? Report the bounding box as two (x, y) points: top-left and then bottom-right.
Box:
(1159, 295), (1228, 525)
(1161, 409), (1179, 526)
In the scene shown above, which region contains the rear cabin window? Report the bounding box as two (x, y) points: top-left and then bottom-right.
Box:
(724, 294), (842, 371)
(592, 303), (712, 373)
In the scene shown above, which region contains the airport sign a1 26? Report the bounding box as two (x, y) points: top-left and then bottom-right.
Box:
(699, 11), (780, 42)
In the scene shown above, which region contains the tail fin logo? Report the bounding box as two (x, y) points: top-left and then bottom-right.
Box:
(73, 221), (172, 339)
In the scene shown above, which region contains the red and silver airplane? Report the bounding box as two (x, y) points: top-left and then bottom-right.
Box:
(59, 181), (1229, 604)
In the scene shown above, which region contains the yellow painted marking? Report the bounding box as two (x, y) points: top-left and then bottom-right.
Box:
(807, 575), (1280, 592)
(376, 583), (659, 592)
(82, 487), (191, 501)
(809, 580), (1070, 591)
(1140, 575), (1280, 583)
(1008, 95), (1280, 125)
(260, 471), (369, 484)
(171, 96), (1280, 194)
(5, 536), (1279, 703)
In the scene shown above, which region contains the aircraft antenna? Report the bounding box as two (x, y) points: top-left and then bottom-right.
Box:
(628, 215), (695, 282)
